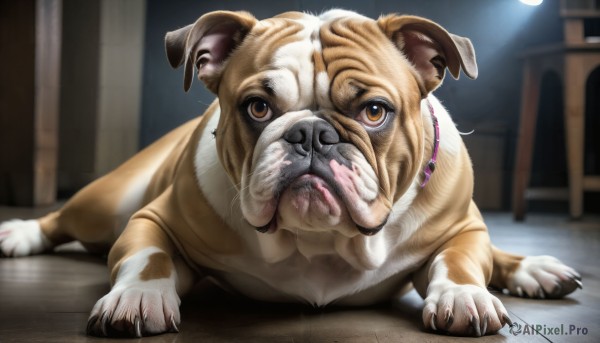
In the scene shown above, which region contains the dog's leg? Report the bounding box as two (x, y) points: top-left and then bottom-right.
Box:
(0, 117), (201, 258)
(86, 215), (196, 337)
(0, 167), (156, 258)
(490, 246), (581, 299)
(0, 179), (138, 257)
(413, 228), (510, 337)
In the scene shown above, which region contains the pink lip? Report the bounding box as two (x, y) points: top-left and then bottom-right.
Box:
(286, 174), (343, 217)
(255, 174), (340, 234)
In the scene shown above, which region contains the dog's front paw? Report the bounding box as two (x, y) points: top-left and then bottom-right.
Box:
(0, 219), (52, 257)
(87, 278), (181, 337)
(423, 284), (511, 337)
(506, 255), (582, 299)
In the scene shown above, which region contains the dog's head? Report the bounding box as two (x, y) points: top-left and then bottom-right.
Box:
(165, 10), (477, 237)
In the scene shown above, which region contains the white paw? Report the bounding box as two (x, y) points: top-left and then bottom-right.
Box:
(505, 255), (582, 299)
(0, 219), (52, 257)
(87, 247), (181, 337)
(424, 283), (511, 337)
(87, 279), (181, 337)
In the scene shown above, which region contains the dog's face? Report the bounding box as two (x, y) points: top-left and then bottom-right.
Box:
(166, 10), (477, 237)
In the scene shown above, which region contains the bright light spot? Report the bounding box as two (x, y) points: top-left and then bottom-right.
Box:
(519, 0), (543, 6)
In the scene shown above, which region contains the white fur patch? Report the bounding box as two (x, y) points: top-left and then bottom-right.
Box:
(88, 247), (180, 337)
(0, 219), (52, 257)
(423, 255), (509, 336)
(269, 21), (316, 111)
(319, 9), (369, 23)
(267, 10), (363, 111)
(315, 71), (333, 108)
(506, 255), (582, 298)
(334, 230), (388, 270)
(194, 109), (249, 228)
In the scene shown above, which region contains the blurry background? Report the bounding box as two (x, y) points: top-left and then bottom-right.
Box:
(0, 0), (598, 215)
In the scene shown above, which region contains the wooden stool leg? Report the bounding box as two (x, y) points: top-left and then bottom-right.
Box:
(513, 60), (541, 221)
(564, 56), (585, 219)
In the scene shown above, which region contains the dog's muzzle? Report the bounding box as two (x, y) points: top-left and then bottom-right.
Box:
(253, 119), (388, 236)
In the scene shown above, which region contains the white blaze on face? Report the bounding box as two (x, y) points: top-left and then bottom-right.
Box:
(268, 14), (318, 111)
(266, 10), (358, 111)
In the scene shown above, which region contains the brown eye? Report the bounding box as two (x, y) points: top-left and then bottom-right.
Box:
(366, 104), (385, 121)
(358, 102), (388, 127)
(247, 99), (273, 122)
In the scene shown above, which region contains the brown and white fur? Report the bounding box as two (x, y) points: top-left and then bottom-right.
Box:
(0, 9), (582, 337)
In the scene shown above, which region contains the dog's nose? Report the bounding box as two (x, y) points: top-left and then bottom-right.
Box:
(283, 120), (339, 156)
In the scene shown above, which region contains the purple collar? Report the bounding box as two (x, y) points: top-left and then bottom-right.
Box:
(420, 100), (439, 188)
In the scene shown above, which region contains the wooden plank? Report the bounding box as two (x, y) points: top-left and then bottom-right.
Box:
(0, 0), (61, 206)
(525, 187), (570, 200)
(583, 176), (600, 191)
(33, 0), (61, 205)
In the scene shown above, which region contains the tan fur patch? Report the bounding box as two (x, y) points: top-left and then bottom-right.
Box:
(140, 252), (173, 281)
(443, 227), (492, 287)
(489, 246), (525, 289)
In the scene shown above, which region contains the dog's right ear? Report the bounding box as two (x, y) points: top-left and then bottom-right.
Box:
(165, 11), (257, 93)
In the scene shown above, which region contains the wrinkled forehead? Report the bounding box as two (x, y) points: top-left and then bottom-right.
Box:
(221, 10), (397, 111)
(265, 9), (371, 45)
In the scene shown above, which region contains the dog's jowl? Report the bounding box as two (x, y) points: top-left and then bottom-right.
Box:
(0, 9), (582, 337)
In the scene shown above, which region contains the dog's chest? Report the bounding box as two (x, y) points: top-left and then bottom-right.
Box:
(188, 111), (420, 304)
(208, 236), (414, 306)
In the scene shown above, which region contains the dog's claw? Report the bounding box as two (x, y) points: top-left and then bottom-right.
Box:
(516, 286), (523, 297)
(552, 282), (563, 297)
(86, 315), (98, 335)
(574, 279), (583, 289)
(502, 313), (513, 327)
(100, 313), (109, 337)
(430, 313), (437, 331)
(134, 317), (142, 338)
(470, 316), (481, 337)
(170, 315), (179, 333)
(481, 314), (488, 336)
(444, 309), (453, 330)
(537, 288), (545, 299)
(566, 271), (582, 281)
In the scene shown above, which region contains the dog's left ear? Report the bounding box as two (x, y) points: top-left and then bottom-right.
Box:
(165, 11), (257, 93)
(377, 14), (478, 95)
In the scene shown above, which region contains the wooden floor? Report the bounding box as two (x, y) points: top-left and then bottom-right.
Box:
(0, 205), (598, 343)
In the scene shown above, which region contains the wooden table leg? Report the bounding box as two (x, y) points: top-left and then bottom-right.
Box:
(564, 55), (585, 219)
(513, 59), (541, 221)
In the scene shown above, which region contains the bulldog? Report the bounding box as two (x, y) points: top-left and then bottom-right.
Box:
(0, 9), (582, 337)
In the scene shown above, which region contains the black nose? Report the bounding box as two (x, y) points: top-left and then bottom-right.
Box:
(283, 120), (339, 156)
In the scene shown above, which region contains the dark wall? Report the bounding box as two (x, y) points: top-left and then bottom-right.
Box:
(140, 0), (564, 209)
(58, 0), (100, 194)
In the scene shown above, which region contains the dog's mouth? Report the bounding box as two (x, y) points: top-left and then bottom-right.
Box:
(255, 174), (340, 232)
(253, 164), (388, 237)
